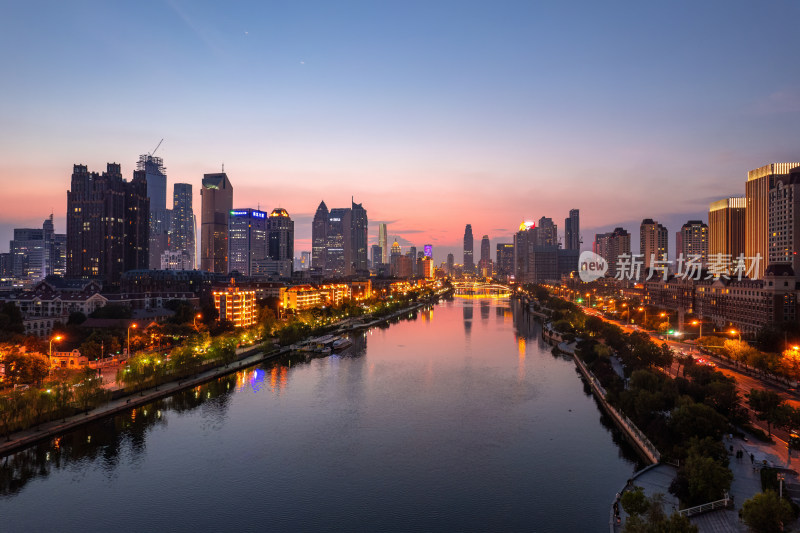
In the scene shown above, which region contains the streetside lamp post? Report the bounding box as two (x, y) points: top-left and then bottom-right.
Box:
(127, 323), (138, 358)
(48, 335), (63, 376)
(729, 328), (741, 342)
(691, 319), (703, 339)
(193, 313), (203, 331)
(638, 307), (647, 328)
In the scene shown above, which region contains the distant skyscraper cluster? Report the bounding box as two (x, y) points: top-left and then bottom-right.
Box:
(310, 199), (368, 278)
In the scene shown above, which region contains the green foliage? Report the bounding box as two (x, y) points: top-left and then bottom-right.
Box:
(669, 399), (729, 443)
(669, 438), (732, 506)
(0, 348), (49, 386)
(0, 302), (24, 340)
(621, 486), (649, 516)
(747, 389), (786, 437)
(622, 492), (698, 533)
(740, 491), (794, 533)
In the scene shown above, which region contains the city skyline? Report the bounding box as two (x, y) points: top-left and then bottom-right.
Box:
(3, 2), (800, 259)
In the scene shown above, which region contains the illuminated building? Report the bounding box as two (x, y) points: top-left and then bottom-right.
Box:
(747, 163), (800, 278)
(327, 207), (352, 277)
(463, 224), (474, 275)
(319, 283), (351, 305)
(446, 253), (454, 275)
(228, 209), (267, 276)
(423, 244), (433, 260)
(200, 172), (233, 274)
(371, 245), (382, 269)
(478, 235), (492, 276)
(676, 220), (708, 264)
(537, 217), (557, 247)
(514, 221), (536, 282)
(268, 208), (294, 265)
(282, 285), (322, 310)
(640, 219), (668, 268)
(564, 209), (580, 251)
(161, 250), (193, 270)
(312, 201), (328, 273)
(769, 167), (800, 272)
(213, 280), (256, 327)
(171, 183), (196, 269)
(67, 163), (149, 283)
(138, 154), (171, 270)
(378, 223), (388, 264)
(496, 243), (514, 279)
(421, 257), (434, 278)
(350, 199), (369, 275)
(709, 197), (745, 258)
(10, 215), (65, 281)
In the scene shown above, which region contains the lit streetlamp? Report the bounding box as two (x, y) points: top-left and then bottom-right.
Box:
(691, 319), (703, 339)
(127, 323), (138, 357)
(729, 328), (741, 342)
(49, 335), (63, 374)
(193, 313), (203, 330)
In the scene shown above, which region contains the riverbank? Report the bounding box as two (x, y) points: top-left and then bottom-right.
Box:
(0, 294), (444, 458)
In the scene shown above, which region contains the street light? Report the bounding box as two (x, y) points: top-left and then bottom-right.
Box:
(48, 335), (62, 375)
(691, 319), (703, 339)
(193, 313), (203, 330)
(638, 306), (647, 327)
(729, 328), (741, 342)
(128, 323), (137, 357)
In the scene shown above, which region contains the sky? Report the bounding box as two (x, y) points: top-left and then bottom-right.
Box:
(2, 0), (800, 262)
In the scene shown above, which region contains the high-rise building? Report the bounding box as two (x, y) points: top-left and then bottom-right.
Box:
(268, 208), (294, 265)
(327, 207), (352, 277)
(408, 246), (417, 277)
(161, 250), (193, 270)
(200, 172), (233, 274)
(709, 197), (746, 259)
(301, 251), (311, 270)
(479, 235), (492, 276)
(67, 163), (149, 283)
(496, 243), (514, 278)
(213, 281), (256, 328)
(537, 217), (557, 247)
(747, 163), (800, 278)
(171, 183), (195, 269)
(312, 201), (329, 273)
(423, 244), (433, 260)
(446, 253), (454, 275)
(514, 221), (536, 283)
(769, 167), (800, 272)
(640, 219), (668, 268)
(228, 209), (267, 276)
(371, 244), (382, 268)
(9, 215), (65, 281)
(138, 154), (171, 270)
(0, 253), (12, 277)
(564, 209), (580, 250)
(378, 223), (388, 264)
(351, 200), (368, 275)
(594, 227), (630, 278)
(676, 220), (708, 264)
(463, 224), (474, 275)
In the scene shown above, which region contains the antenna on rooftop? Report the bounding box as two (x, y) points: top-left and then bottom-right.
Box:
(222, 163), (225, 172)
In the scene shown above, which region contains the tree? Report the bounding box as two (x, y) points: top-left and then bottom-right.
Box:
(747, 389), (786, 437)
(670, 449), (732, 506)
(1, 349), (49, 386)
(0, 302), (24, 340)
(621, 486), (649, 516)
(72, 367), (106, 411)
(623, 491), (698, 533)
(740, 490), (794, 533)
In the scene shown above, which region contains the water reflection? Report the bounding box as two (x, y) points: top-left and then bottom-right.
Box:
(479, 299), (490, 320)
(463, 300), (473, 336)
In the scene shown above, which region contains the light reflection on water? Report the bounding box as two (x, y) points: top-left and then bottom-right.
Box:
(0, 298), (640, 532)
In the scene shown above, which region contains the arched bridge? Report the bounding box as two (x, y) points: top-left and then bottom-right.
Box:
(451, 281), (513, 298)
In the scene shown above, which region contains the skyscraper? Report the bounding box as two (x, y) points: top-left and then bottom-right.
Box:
(171, 183), (195, 269)
(746, 163), (800, 278)
(479, 235), (491, 276)
(423, 244), (433, 260)
(446, 253), (454, 274)
(138, 154), (171, 269)
(463, 224), (474, 275)
(351, 199), (368, 275)
(564, 209), (580, 250)
(537, 217), (557, 247)
(594, 227), (630, 278)
(312, 201), (328, 273)
(709, 197), (746, 259)
(640, 219), (668, 268)
(514, 221), (536, 283)
(378, 223), (388, 264)
(327, 207), (352, 277)
(768, 167), (800, 272)
(676, 220), (708, 264)
(268, 208), (294, 263)
(67, 163), (149, 283)
(200, 172), (233, 274)
(496, 243), (514, 279)
(371, 244), (382, 268)
(228, 209), (267, 275)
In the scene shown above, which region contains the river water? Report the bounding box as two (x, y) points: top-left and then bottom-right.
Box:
(0, 298), (640, 532)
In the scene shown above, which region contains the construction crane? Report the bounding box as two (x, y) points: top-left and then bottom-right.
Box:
(149, 138), (164, 157)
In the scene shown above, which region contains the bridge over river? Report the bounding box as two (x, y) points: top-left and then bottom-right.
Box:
(451, 281), (512, 298)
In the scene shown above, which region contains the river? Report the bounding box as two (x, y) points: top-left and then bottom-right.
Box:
(0, 297), (641, 532)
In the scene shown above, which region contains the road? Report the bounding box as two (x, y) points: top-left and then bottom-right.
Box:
(582, 306), (798, 461)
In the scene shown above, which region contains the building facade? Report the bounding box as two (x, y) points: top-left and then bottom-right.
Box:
(463, 224), (474, 275)
(564, 209), (580, 251)
(171, 183), (195, 269)
(676, 220), (708, 264)
(200, 172), (233, 274)
(228, 209), (268, 276)
(768, 169), (800, 273)
(640, 219), (668, 268)
(67, 163), (149, 283)
(709, 197), (746, 259)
